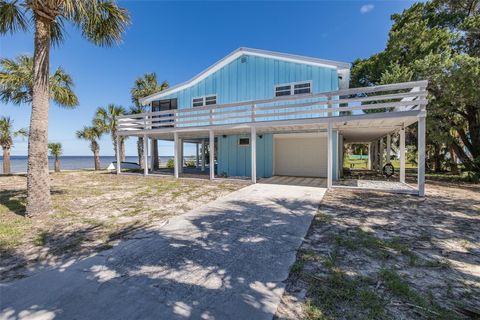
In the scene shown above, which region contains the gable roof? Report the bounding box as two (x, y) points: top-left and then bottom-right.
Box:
(140, 47), (351, 105)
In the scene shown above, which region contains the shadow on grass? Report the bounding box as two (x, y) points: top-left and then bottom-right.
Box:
(0, 193), (318, 319)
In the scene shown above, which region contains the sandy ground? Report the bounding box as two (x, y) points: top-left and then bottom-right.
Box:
(276, 180), (480, 320)
(0, 171), (247, 282)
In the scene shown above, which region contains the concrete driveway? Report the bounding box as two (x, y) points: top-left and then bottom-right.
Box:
(0, 181), (326, 320)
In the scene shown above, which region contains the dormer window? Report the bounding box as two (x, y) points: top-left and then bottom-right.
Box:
(192, 95), (217, 107)
(275, 81), (312, 97)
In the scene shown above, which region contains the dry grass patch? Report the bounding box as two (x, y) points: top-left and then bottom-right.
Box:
(276, 181), (480, 320)
(0, 171), (246, 281)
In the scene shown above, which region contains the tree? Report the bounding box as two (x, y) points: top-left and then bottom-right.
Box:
(350, 0), (480, 172)
(48, 142), (62, 172)
(0, 1), (130, 216)
(130, 73), (168, 169)
(0, 116), (27, 175)
(76, 125), (104, 170)
(94, 104), (126, 162)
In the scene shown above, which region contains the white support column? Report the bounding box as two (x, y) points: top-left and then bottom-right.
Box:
(195, 143), (199, 168)
(251, 126), (257, 183)
(327, 122), (333, 189)
(379, 137), (384, 170)
(143, 134), (148, 176)
(174, 132), (179, 179)
(386, 134), (391, 164)
(209, 130), (215, 180)
(367, 142), (373, 170)
(116, 134), (121, 174)
(201, 139), (206, 172)
(418, 116), (426, 196)
(400, 128), (406, 183)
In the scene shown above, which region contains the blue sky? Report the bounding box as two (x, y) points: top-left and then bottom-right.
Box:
(0, 0), (416, 156)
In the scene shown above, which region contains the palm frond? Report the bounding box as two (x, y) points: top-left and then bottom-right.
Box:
(0, 55), (33, 104)
(0, 0), (29, 35)
(51, 17), (66, 47)
(75, 1), (130, 47)
(48, 142), (62, 156)
(49, 66), (79, 108)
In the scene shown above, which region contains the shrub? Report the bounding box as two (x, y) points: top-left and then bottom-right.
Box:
(166, 159), (174, 168)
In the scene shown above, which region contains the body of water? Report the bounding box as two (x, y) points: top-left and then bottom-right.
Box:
(0, 155), (191, 174)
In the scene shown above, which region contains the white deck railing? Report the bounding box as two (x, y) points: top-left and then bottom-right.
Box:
(117, 80), (428, 134)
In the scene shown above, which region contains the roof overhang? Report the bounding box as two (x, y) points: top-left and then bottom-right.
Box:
(140, 47), (351, 105)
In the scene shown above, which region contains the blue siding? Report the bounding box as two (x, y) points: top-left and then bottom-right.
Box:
(217, 134), (273, 178)
(160, 54), (339, 109)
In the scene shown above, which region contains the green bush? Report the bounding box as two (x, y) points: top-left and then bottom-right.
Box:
(185, 160), (196, 168)
(166, 159), (174, 168)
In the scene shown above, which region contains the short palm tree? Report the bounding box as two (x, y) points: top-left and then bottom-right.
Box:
(48, 142), (62, 173)
(0, 0), (130, 216)
(76, 125), (104, 170)
(95, 104), (126, 162)
(0, 117), (27, 175)
(130, 73), (168, 169)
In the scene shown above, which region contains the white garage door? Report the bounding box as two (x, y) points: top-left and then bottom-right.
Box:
(274, 133), (327, 177)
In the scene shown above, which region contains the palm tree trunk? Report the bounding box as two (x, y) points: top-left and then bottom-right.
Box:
(2, 147), (10, 175)
(111, 134), (117, 161)
(138, 137), (144, 169)
(120, 139), (126, 162)
(26, 15), (53, 216)
(54, 156), (60, 172)
(153, 139), (159, 169)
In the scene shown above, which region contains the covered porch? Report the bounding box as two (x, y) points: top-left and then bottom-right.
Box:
(115, 81), (428, 196)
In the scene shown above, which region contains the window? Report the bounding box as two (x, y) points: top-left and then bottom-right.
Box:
(192, 95), (217, 107)
(238, 138), (250, 146)
(275, 81), (312, 97)
(192, 97), (204, 107)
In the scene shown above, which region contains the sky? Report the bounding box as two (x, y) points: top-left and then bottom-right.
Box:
(0, 0), (417, 157)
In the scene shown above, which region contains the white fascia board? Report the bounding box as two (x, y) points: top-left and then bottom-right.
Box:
(140, 47), (351, 105)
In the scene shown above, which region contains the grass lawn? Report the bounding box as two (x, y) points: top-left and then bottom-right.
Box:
(344, 157), (417, 170)
(276, 179), (480, 320)
(0, 171), (246, 281)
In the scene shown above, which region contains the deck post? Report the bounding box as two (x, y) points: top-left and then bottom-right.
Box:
(209, 130), (215, 180)
(116, 134), (121, 174)
(201, 139), (206, 172)
(251, 126), (257, 183)
(372, 141), (377, 171)
(379, 137), (384, 170)
(327, 122), (333, 189)
(195, 143), (199, 168)
(399, 128), (406, 183)
(386, 134), (391, 164)
(174, 132), (179, 179)
(143, 134), (148, 176)
(367, 142), (373, 170)
(418, 116), (426, 196)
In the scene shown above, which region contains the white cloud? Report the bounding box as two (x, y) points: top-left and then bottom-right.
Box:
(360, 4), (375, 14)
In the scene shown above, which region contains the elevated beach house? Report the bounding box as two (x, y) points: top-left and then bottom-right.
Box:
(117, 48), (428, 196)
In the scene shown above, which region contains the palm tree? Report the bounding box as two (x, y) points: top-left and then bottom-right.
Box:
(76, 125), (103, 170)
(0, 117), (27, 175)
(48, 142), (62, 173)
(130, 73), (168, 169)
(95, 104), (126, 162)
(0, 1), (130, 216)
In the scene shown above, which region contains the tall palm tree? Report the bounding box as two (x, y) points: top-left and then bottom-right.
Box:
(76, 125), (103, 170)
(48, 142), (62, 172)
(0, 1), (130, 216)
(130, 73), (168, 169)
(0, 117), (27, 175)
(95, 104), (126, 162)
